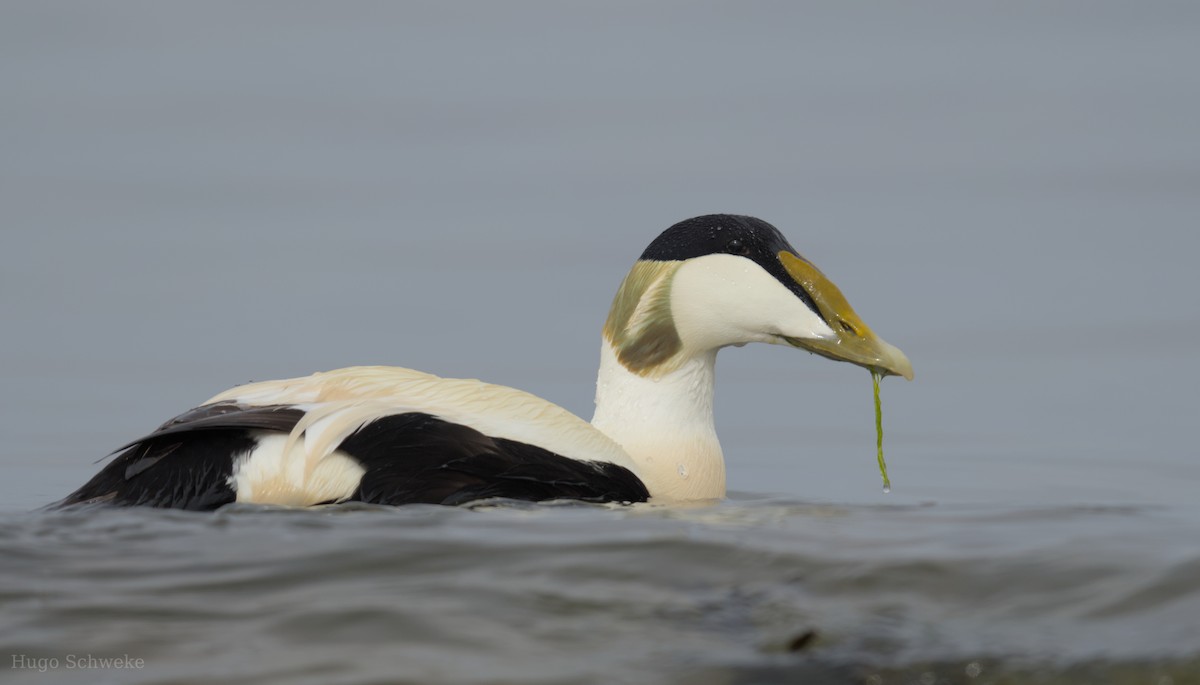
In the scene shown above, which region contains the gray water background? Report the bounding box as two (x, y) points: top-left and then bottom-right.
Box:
(2, 3), (1199, 683)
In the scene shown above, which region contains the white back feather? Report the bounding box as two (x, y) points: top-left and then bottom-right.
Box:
(206, 366), (641, 477)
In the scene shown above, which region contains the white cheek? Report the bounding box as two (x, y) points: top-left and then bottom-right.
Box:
(670, 254), (834, 349)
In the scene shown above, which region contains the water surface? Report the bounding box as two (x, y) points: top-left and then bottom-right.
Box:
(5, 499), (1199, 685)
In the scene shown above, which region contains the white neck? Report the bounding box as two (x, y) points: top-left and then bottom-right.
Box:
(590, 341), (725, 501)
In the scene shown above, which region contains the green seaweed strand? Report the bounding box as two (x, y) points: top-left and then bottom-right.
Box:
(872, 370), (891, 493)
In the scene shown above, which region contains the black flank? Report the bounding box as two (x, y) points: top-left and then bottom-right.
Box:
(340, 413), (650, 506)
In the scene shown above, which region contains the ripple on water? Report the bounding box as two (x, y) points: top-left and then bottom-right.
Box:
(1, 499), (1198, 685)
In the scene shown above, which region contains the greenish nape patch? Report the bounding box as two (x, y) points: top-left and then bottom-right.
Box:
(602, 260), (683, 375)
(872, 370), (890, 492)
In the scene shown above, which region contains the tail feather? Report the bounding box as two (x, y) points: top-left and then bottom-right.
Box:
(59, 403), (305, 510)
(58, 432), (254, 510)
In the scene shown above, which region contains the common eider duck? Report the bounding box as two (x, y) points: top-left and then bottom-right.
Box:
(60, 215), (912, 510)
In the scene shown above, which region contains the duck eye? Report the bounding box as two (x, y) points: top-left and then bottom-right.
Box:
(727, 239), (749, 256)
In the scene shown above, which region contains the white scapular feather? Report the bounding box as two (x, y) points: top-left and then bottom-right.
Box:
(206, 366), (641, 487)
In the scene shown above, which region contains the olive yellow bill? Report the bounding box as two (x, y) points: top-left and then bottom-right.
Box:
(777, 251), (914, 380)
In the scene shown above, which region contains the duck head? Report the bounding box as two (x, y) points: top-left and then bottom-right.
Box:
(603, 214), (913, 380)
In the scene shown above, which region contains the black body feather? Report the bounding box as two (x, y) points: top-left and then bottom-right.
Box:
(58, 403), (305, 509)
(60, 433), (248, 509)
(340, 413), (649, 505)
(58, 405), (648, 509)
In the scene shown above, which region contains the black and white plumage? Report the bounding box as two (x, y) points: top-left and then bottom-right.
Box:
(60, 215), (912, 510)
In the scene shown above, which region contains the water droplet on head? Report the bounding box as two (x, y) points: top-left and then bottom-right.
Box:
(882, 485), (891, 494)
